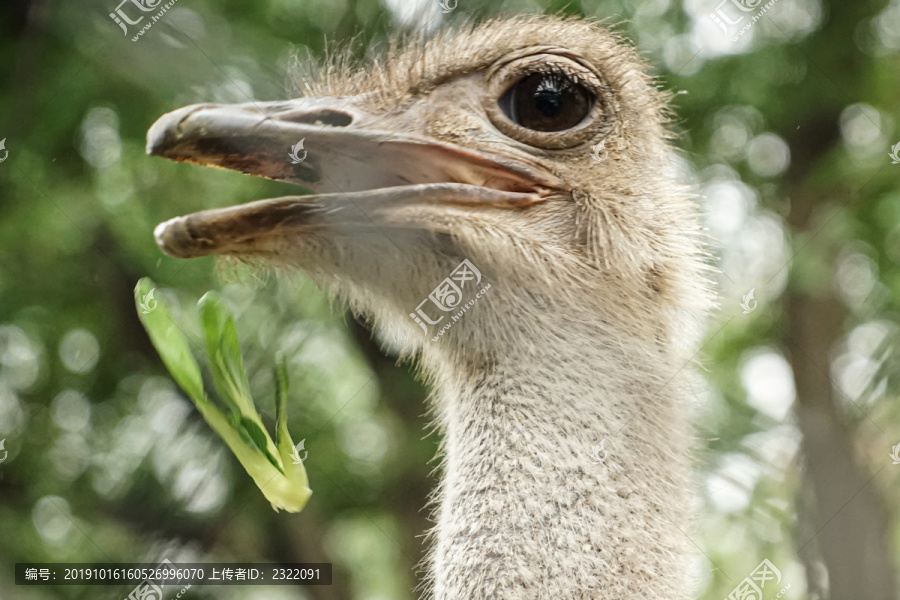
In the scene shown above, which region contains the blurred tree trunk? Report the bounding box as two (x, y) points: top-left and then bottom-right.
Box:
(0, 0), (48, 139)
(776, 0), (898, 591)
(785, 287), (896, 599)
(783, 159), (896, 598)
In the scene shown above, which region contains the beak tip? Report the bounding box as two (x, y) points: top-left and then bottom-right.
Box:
(154, 217), (200, 259)
(146, 113), (178, 157)
(146, 115), (169, 156)
(153, 219), (176, 253)
(146, 103), (211, 157)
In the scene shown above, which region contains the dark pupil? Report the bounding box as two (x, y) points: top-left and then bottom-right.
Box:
(535, 90), (562, 117)
(500, 73), (591, 132)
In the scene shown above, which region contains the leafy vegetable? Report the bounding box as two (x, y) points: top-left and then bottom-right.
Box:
(135, 278), (311, 512)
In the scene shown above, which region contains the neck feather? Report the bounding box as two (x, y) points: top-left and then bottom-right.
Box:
(423, 323), (694, 600)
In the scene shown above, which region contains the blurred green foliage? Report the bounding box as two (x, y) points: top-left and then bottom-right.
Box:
(1, 0), (899, 599)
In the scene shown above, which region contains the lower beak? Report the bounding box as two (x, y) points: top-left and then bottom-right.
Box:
(146, 98), (553, 258)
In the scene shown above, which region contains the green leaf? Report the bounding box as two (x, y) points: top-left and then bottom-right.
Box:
(135, 278), (311, 513)
(198, 292), (253, 416)
(275, 353), (290, 450)
(198, 292), (282, 471)
(135, 278), (205, 403)
(273, 354), (310, 498)
(240, 416), (283, 472)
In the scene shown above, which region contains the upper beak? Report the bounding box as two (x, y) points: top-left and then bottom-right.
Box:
(146, 98), (555, 258)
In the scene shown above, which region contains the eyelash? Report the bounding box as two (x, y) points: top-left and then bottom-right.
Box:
(519, 65), (602, 96)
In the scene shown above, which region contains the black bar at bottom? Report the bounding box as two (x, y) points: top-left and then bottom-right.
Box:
(15, 563), (332, 585)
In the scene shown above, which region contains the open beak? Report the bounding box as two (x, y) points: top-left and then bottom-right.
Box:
(146, 98), (556, 258)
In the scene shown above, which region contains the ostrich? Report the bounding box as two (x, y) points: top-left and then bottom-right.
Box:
(146, 16), (713, 600)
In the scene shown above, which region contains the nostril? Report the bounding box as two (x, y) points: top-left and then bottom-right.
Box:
(282, 109), (353, 127)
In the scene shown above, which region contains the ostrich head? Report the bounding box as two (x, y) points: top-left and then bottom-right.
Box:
(147, 16), (713, 599)
(147, 16), (710, 370)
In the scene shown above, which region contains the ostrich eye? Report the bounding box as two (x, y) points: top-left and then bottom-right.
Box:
(499, 72), (593, 132)
(485, 57), (609, 149)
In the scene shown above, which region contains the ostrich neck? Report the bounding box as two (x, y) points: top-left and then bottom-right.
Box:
(427, 328), (693, 600)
